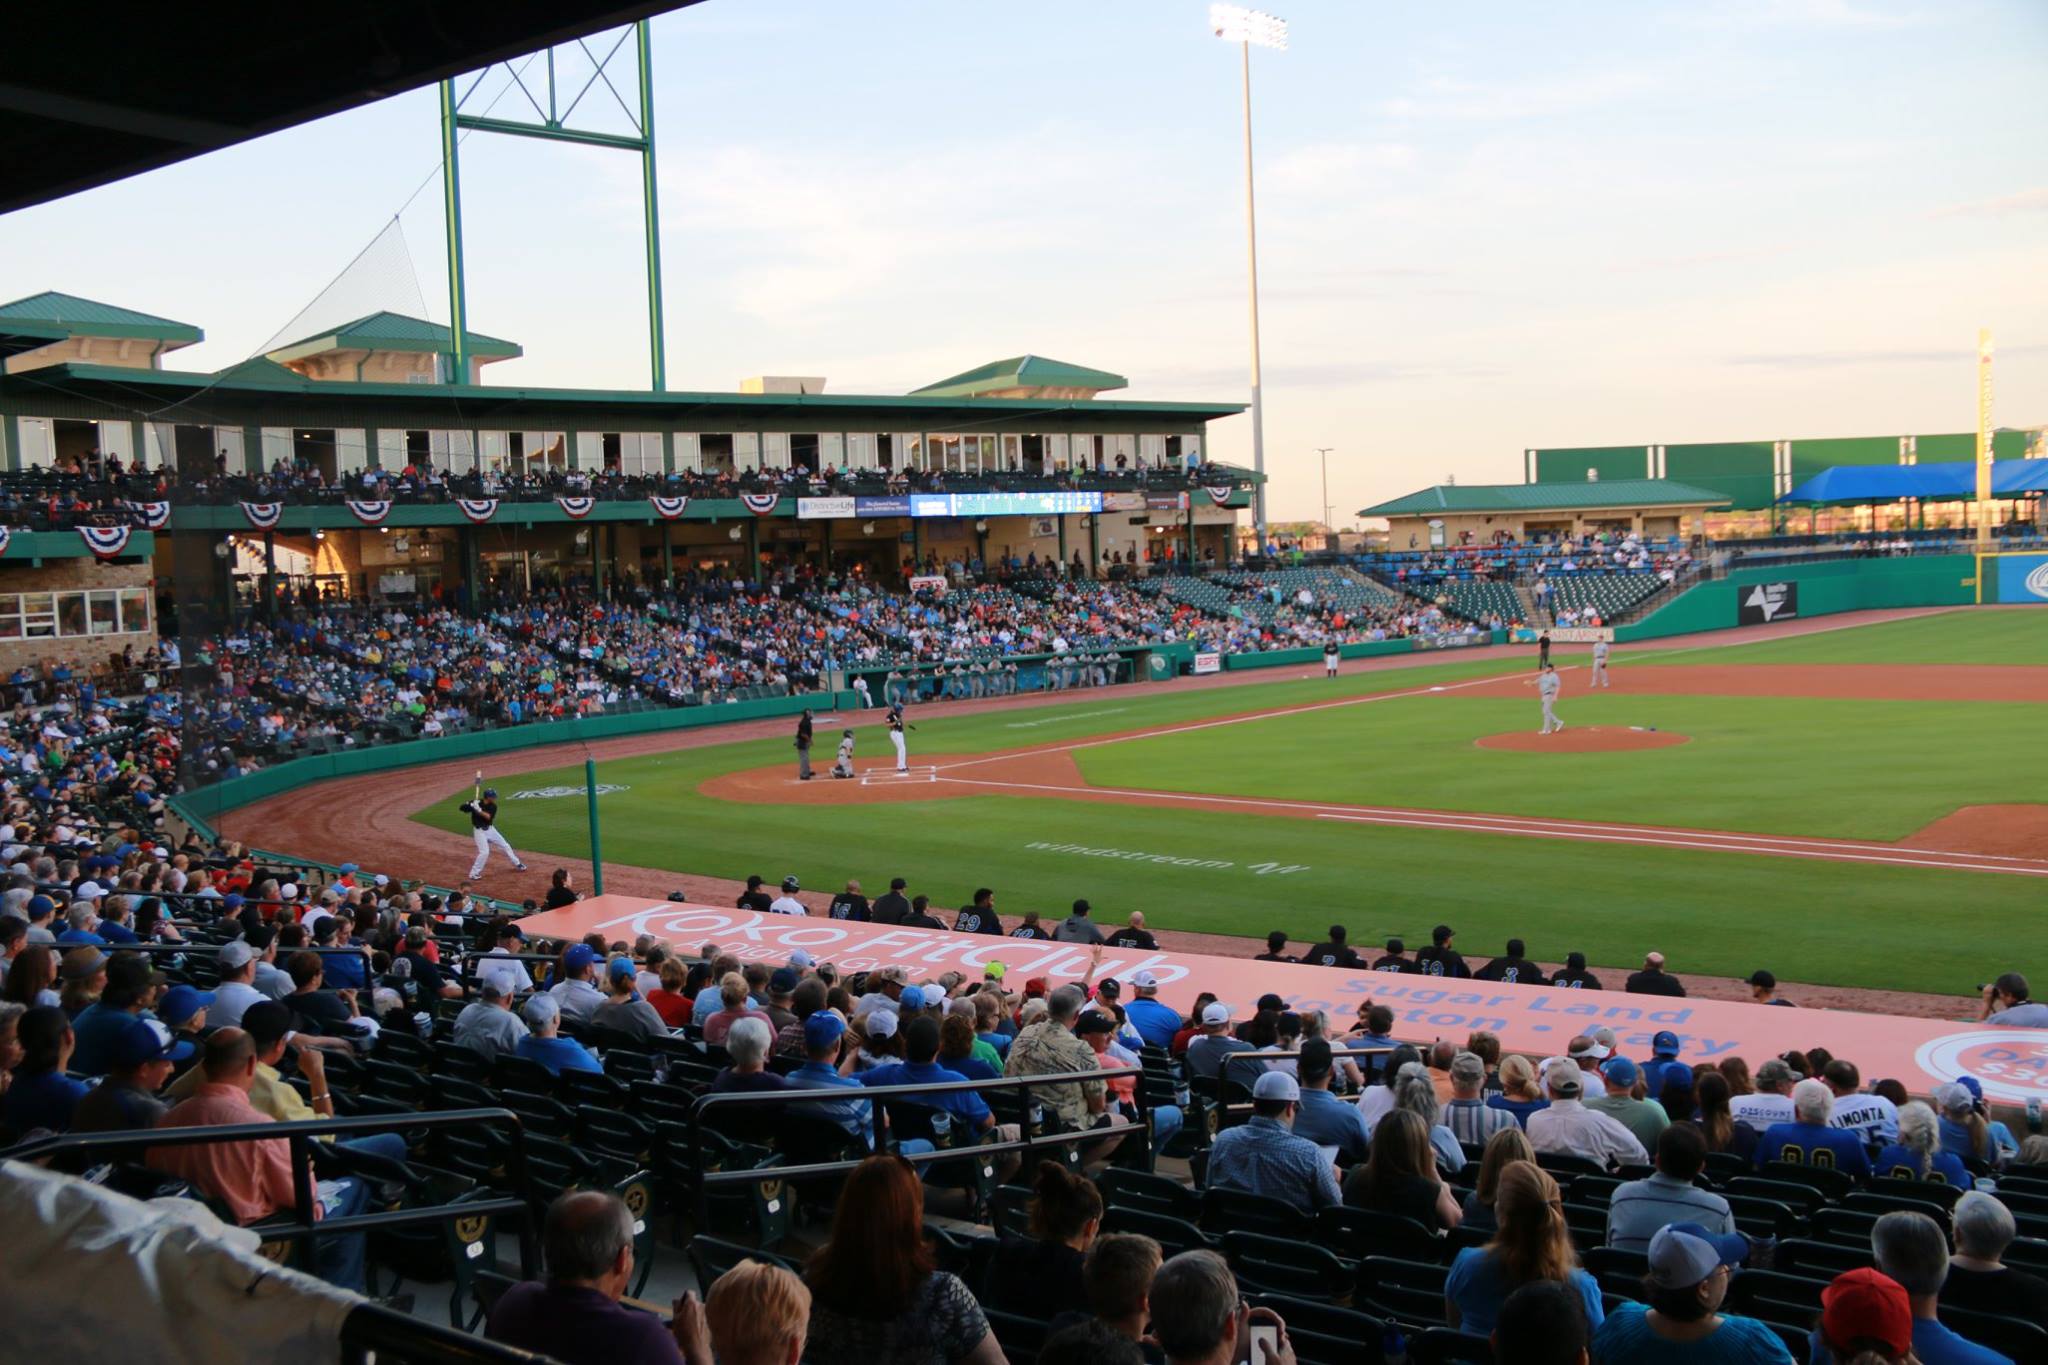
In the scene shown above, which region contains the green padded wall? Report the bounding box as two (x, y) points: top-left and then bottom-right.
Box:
(1662, 442), (1776, 511)
(1788, 436), (1901, 487)
(1531, 446), (1650, 485)
(1916, 431), (2034, 462)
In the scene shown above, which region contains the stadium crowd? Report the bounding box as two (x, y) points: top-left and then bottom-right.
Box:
(3, 830), (2046, 1364)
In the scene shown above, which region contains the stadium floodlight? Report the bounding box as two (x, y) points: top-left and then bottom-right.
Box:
(1210, 5), (1287, 549)
(1210, 4), (1288, 50)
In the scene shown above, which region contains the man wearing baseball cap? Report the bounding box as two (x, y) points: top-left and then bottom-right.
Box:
(1590, 1222), (1783, 1360)
(1204, 1069), (1341, 1215)
(768, 877), (807, 917)
(1588, 1056), (1671, 1154)
(1639, 1031), (1691, 1107)
(548, 943), (606, 1024)
(209, 940), (266, 1028)
(1748, 970), (1796, 1008)
(1528, 1058), (1646, 1170)
(1121, 970), (1180, 1049)
(72, 1017), (191, 1132)
(1813, 1268), (1914, 1364)
(1184, 1000), (1255, 1082)
(784, 1010), (875, 1145)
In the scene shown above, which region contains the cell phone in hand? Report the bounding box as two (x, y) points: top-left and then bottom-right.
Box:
(1249, 1324), (1280, 1365)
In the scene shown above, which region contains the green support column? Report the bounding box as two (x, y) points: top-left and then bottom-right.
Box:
(261, 533), (277, 620)
(1186, 506), (1196, 567)
(364, 425), (381, 472)
(241, 425), (261, 477)
(590, 524), (605, 597)
(661, 430), (676, 475)
(1057, 514), (1068, 572)
(911, 517), (923, 574)
(747, 517), (760, 575)
(1088, 514), (1100, 579)
(660, 521), (673, 586)
(439, 78), (469, 385)
(637, 20), (667, 391)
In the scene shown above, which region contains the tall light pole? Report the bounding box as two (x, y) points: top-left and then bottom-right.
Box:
(1315, 446), (1334, 535)
(1211, 4), (1287, 551)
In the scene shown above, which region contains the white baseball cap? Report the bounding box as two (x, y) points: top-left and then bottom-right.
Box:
(1252, 1071), (1302, 1102)
(74, 880), (104, 901)
(1132, 970), (1160, 991)
(1201, 1001), (1232, 1026)
(866, 1009), (899, 1040)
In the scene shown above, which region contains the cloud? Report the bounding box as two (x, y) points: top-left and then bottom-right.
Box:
(1672, 0), (1922, 30)
(1931, 187), (2048, 219)
(1378, 69), (1656, 122)
(1266, 141), (1417, 191)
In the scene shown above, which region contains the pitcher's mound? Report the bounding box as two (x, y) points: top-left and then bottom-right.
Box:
(1476, 726), (1691, 754)
(1900, 805), (2048, 860)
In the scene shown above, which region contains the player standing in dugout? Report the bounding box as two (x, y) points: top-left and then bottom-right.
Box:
(460, 770), (527, 882)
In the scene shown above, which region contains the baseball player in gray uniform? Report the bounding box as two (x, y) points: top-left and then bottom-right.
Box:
(830, 728), (857, 779)
(1590, 638), (1612, 689)
(1530, 663), (1564, 734)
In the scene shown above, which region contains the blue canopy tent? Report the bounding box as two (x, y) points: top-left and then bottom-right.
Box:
(1781, 458), (2048, 504)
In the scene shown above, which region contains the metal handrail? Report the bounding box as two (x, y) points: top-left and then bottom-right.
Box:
(686, 1064), (1152, 1218)
(1, 1107), (539, 1276)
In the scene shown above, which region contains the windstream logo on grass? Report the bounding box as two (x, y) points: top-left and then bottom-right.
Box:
(507, 784), (631, 800)
(1025, 840), (1307, 876)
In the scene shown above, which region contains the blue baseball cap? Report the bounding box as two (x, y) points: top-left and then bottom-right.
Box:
(338, 862), (359, 874)
(1651, 1030), (1680, 1056)
(899, 984), (927, 1010)
(563, 944), (599, 971)
(223, 893), (245, 909)
(1601, 1056), (1641, 1087)
(769, 967), (799, 995)
(25, 894), (54, 919)
(114, 1017), (196, 1068)
(804, 1012), (847, 1050)
(157, 984), (214, 1028)
(608, 955), (636, 980)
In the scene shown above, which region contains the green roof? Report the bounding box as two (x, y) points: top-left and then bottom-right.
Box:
(1360, 478), (1731, 518)
(267, 311), (522, 363)
(912, 355), (1127, 398)
(0, 290), (202, 345)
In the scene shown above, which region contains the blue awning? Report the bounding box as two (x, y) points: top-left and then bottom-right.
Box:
(1781, 458), (2048, 504)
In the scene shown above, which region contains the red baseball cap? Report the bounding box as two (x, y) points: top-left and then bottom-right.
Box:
(1820, 1268), (1912, 1358)
(1022, 976), (1049, 999)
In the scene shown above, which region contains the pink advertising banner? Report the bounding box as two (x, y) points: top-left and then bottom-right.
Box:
(513, 897), (2044, 1109)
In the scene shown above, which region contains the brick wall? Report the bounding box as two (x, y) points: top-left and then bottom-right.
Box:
(0, 559), (158, 677)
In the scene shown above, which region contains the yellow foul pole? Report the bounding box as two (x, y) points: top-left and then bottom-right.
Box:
(1975, 328), (1994, 553)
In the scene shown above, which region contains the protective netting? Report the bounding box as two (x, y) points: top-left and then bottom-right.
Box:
(249, 216), (431, 361)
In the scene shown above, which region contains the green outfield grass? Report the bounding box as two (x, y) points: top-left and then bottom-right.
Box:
(410, 611), (2048, 994)
(1636, 607), (2048, 666)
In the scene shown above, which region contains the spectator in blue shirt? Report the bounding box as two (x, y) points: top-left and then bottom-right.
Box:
(1758, 1080), (1870, 1180)
(1874, 1101), (1973, 1188)
(312, 917), (368, 991)
(66, 953), (161, 1076)
(1290, 1038), (1370, 1163)
(1120, 971), (1180, 1050)
(1206, 1070), (1342, 1216)
(1639, 1030), (1693, 1108)
(1445, 1161), (1603, 1337)
(515, 994), (601, 1076)
(860, 1015), (994, 1136)
(2, 1005), (88, 1133)
(786, 1010), (876, 1146)
(1871, 1211), (2014, 1365)
(1932, 1083), (1999, 1172)
(1591, 1222), (1790, 1364)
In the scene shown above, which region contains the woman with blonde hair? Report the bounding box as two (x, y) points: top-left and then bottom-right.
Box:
(1444, 1160), (1603, 1335)
(674, 1259), (811, 1365)
(1485, 1054), (1549, 1128)
(1874, 1100), (1972, 1188)
(1459, 1126), (1536, 1234)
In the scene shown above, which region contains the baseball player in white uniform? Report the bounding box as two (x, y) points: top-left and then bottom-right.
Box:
(1590, 638), (1612, 689)
(887, 703), (915, 773)
(1531, 664), (1564, 734)
(461, 769), (527, 880)
(853, 675), (873, 708)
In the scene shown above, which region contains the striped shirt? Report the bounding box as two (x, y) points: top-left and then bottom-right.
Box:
(1444, 1097), (1518, 1148)
(1604, 1172), (1737, 1252)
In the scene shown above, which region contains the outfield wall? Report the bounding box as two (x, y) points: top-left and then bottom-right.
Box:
(1616, 554), (1977, 641)
(1983, 551), (2048, 605)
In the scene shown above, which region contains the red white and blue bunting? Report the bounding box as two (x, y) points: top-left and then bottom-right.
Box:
(557, 497), (596, 520)
(649, 495), (690, 520)
(741, 492), (780, 517)
(456, 499), (499, 524)
(241, 502), (283, 530)
(0, 527), (12, 558)
(124, 501), (171, 530)
(345, 500), (392, 525)
(79, 525), (134, 560)
(1203, 485), (1236, 507)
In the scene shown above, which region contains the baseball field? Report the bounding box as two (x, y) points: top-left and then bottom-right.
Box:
(408, 609), (2048, 996)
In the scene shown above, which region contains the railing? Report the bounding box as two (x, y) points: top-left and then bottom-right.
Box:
(338, 1303), (556, 1364)
(1, 1108), (540, 1279)
(686, 1066), (1151, 1222)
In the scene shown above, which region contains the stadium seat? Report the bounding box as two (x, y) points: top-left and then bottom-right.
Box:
(1936, 1303), (2048, 1361)
(1535, 1151), (1608, 1181)
(1200, 1187), (1313, 1241)
(1407, 1328), (1495, 1365)
(1758, 1161), (1855, 1201)
(1101, 1205), (1215, 1259)
(1354, 1257), (1449, 1329)
(685, 1235), (803, 1289)
(1100, 1167), (1203, 1223)
(1250, 1296), (1387, 1365)
(1777, 1238), (1874, 1280)
(1315, 1205), (1445, 1264)
(1222, 1230), (1353, 1302)
(984, 1308), (1047, 1365)
(1724, 1176), (1826, 1218)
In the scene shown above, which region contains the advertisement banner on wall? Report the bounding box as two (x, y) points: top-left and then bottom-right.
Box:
(1737, 581), (1799, 625)
(1414, 633), (1489, 651)
(1146, 492), (1191, 511)
(796, 496), (856, 520)
(512, 898), (2033, 1102)
(907, 574), (948, 595)
(853, 495), (913, 517)
(1994, 554), (2048, 603)
(1102, 492), (1147, 512)
(1192, 651), (1222, 674)
(1511, 627), (1613, 643)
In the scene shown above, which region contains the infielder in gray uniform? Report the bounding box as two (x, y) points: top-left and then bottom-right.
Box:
(1590, 638), (1612, 688)
(1530, 663), (1564, 734)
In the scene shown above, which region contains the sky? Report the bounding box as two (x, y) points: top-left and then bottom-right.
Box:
(2, 0), (2044, 522)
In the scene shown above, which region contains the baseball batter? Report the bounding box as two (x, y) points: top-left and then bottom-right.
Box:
(1590, 638), (1612, 689)
(887, 703), (917, 773)
(461, 770), (527, 880)
(831, 728), (857, 779)
(1530, 663), (1564, 735)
